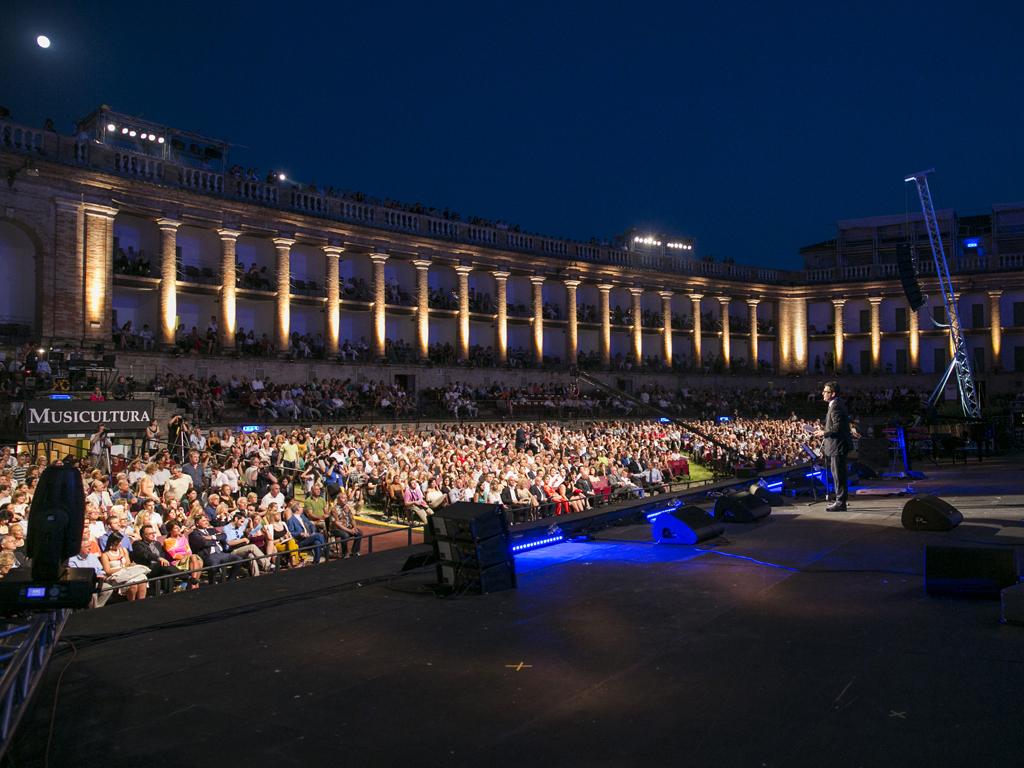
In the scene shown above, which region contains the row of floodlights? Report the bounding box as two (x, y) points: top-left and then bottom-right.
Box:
(633, 236), (693, 250)
(106, 123), (165, 143)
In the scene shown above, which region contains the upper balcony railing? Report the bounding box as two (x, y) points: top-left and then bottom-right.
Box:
(4, 117), (1018, 287)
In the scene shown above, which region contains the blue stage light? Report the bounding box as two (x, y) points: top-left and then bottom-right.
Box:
(240, 425), (262, 433)
(48, 394), (72, 400)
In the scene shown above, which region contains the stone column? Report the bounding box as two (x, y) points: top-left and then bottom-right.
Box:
(690, 293), (703, 369)
(414, 259), (431, 360)
(322, 245), (344, 357)
(157, 218), (181, 349)
(659, 291), (674, 366)
(530, 275), (545, 364)
(777, 297), (807, 374)
(217, 228), (241, 351)
(49, 199), (84, 343)
(598, 284), (613, 368)
(493, 270), (509, 364)
(831, 298), (845, 373)
(869, 296), (883, 372)
(83, 204), (118, 345)
(630, 287), (644, 365)
(718, 296), (732, 370)
(909, 303), (920, 371)
(989, 289), (1003, 369)
(564, 279), (580, 366)
(272, 237), (295, 354)
(370, 252), (388, 360)
(747, 298), (760, 368)
(455, 265), (472, 361)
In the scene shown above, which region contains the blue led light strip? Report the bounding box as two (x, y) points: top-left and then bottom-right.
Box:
(511, 534), (565, 553)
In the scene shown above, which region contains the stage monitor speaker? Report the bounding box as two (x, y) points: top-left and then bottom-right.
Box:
(902, 495), (963, 532)
(925, 545), (1018, 598)
(429, 503), (516, 594)
(714, 492), (771, 523)
(849, 460), (878, 480)
(896, 242), (927, 311)
(749, 484), (787, 507)
(651, 505), (724, 545)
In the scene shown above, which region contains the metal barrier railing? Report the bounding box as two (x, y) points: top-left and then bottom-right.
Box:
(0, 610), (69, 759)
(93, 523), (423, 599)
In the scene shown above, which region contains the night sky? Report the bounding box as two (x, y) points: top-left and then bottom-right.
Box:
(3, 1), (1023, 269)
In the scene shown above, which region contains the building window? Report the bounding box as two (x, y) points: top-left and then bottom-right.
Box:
(859, 349), (871, 373)
(933, 305), (945, 324)
(895, 348), (908, 374)
(894, 307), (908, 332)
(973, 346), (985, 373)
(1015, 346), (1024, 372)
(934, 347), (948, 373)
(859, 309), (870, 333)
(1013, 302), (1024, 327)
(971, 303), (984, 329)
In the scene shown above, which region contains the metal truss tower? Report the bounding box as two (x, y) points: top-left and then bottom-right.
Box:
(904, 169), (982, 420)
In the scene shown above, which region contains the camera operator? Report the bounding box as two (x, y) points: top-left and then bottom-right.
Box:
(90, 425), (113, 474)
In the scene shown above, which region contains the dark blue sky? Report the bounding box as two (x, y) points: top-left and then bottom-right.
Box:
(4, 2), (1023, 268)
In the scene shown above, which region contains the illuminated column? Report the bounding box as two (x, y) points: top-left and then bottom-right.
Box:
(83, 204), (117, 344)
(598, 283), (612, 368)
(777, 297), (807, 374)
(455, 265), (472, 361)
(831, 298), (845, 372)
(792, 296), (808, 373)
(630, 287), (644, 364)
(564, 279), (580, 366)
(690, 293), (703, 369)
(217, 228), (241, 351)
(659, 291), (674, 366)
(322, 245), (343, 357)
(413, 259), (431, 360)
(493, 270), (509, 364)
(747, 298), (760, 367)
(272, 237), (295, 354)
(157, 217), (181, 349)
(370, 252), (388, 359)
(718, 296), (732, 370)
(909, 303), (920, 371)
(868, 296), (882, 371)
(989, 290), (1003, 369)
(530, 275), (545, 364)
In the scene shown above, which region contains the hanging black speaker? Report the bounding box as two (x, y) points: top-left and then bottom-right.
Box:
(896, 242), (927, 311)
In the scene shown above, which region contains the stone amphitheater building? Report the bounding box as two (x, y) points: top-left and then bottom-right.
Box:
(2, 105), (1023, 393)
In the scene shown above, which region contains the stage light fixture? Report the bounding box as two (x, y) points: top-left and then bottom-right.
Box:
(106, 123), (116, 132)
(129, 130), (137, 137)
(37, 35), (51, 49)
(157, 137), (165, 144)
(278, 172), (287, 181)
(121, 127), (129, 134)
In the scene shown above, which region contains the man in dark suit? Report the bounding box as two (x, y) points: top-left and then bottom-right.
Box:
(819, 381), (853, 511)
(132, 525), (183, 595)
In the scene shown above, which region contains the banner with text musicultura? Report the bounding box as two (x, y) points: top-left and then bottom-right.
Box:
(23, 400), (155, 439)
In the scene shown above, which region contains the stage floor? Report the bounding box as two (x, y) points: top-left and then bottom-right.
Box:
(15, 459), (1024, 768)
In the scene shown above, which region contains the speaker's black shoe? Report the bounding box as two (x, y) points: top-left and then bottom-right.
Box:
(825, 503), (847, 512)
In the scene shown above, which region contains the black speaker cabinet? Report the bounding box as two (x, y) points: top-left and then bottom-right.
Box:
(925, 545), (1019, 598)
(430, 502), (516, 594)
(651, 505), (724, 545)
(714, 492), (771, 523)
(902, 496), (964, 532)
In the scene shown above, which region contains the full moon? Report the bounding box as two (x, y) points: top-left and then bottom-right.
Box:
(36, 35), (51, 49)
